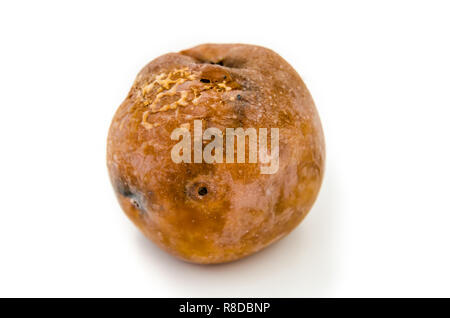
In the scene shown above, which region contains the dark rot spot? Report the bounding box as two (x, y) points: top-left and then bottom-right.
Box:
(198, 186), (208, 196)
(114, 179), (147, 214)
(115, 179), (133, 197)
(210, 60), (224, 66)
(200, 78), (211, 83)
(236, 94), (242, 100)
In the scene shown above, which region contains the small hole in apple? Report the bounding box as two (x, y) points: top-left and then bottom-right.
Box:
(198, 187), (208, 196)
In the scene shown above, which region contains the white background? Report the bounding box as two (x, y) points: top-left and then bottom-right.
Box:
(0, 0), (449, 297)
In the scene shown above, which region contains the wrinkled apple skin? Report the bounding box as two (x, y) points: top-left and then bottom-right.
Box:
(107, 44), (325, 264)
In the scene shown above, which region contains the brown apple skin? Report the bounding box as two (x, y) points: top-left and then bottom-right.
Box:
(107, 44), (325, 264)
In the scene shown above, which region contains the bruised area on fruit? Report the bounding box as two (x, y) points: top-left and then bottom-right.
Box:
(107, 44), (325, 264)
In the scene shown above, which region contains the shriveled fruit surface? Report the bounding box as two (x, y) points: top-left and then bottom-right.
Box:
(107, 44), (325, 264)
